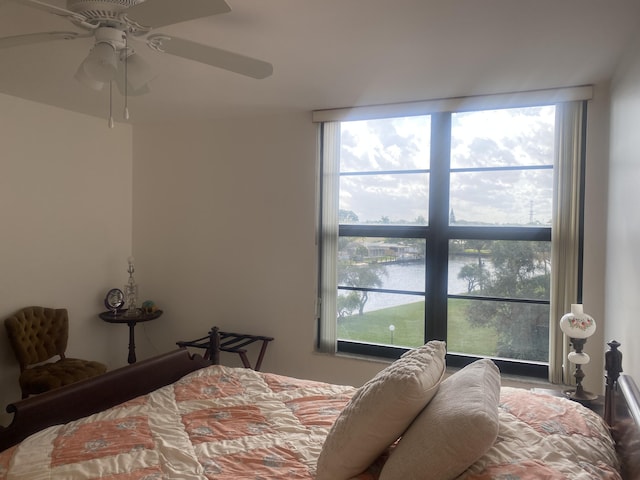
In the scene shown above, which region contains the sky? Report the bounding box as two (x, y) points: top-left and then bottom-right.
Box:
(338, 105), (556, 226)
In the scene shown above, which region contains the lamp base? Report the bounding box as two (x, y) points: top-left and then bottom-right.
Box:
(563, 388), (598, 404)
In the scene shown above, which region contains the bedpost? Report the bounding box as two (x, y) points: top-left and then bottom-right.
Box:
(604, 340), (623, 426)
(209, 326), (221, 365)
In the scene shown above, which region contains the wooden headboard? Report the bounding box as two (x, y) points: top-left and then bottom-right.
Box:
(0, 348), (212, 451)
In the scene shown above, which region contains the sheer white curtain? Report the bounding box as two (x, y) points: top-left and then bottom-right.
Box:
(549, 101), (586, 384)
(318, 122), (340, 353)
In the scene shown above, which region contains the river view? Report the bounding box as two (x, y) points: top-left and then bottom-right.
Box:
(361, 256), (479, 312)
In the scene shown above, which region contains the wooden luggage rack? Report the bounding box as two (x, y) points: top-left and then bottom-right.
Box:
(177, 327), (273, 371)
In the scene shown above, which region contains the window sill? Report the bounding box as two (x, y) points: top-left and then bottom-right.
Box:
(317, 349), (554, 389)
(445, 367), (553, 389)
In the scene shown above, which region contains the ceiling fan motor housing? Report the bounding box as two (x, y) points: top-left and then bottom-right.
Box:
(65, 0), (153, 38)
(94, 26), (126, 50)
(66, 0), (145, 30)
(67, 0), (144, 12)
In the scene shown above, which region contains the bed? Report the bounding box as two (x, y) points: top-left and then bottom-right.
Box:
(0, 327), (638, 479)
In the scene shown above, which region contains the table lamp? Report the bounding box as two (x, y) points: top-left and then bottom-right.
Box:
(559, 304), (597, 402)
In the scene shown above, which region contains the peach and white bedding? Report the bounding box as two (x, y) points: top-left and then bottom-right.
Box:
(0, 364), (620, 479)
(459, 387), (620, 480)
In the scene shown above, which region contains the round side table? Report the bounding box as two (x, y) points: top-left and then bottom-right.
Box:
(99, 309), (163, 364)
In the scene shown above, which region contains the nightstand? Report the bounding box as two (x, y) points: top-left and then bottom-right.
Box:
(100, 309), (163, 364)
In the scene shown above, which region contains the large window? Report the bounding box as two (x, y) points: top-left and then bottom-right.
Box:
(317, 90), (588, 378)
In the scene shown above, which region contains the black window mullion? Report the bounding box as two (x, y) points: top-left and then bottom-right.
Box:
(451, 165), (552, 174)
(339, 224), (428, 239)
(449, 226), (551, 242)
(425, 113), (451, 342)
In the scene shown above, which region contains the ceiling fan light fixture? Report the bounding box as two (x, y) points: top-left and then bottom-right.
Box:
(74, 62), (105, 91)
(121, 52), (155, 91)
(83, 42), (118, 82)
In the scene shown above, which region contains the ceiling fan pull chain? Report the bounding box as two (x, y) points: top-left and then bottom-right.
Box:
(109, 80), (115, 128)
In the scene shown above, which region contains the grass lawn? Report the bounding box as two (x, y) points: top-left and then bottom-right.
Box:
(337, 299), (498, 356)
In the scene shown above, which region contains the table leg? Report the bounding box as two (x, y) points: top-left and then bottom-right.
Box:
(127, 321), (137, 364)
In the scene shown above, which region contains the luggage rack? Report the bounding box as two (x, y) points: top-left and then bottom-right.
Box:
(177, 328), (274, 371)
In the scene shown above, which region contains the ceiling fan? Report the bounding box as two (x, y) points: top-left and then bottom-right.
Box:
(0, 0), (273, 124)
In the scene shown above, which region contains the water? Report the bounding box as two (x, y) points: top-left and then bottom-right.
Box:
(360, 256), (476, 312)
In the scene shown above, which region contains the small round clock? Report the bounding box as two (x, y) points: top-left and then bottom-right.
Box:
(104, 288), (125, 314)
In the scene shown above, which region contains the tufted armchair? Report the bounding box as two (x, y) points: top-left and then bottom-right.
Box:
(4, 306), (107, 398)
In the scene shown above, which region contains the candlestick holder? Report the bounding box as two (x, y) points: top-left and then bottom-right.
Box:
(124, 256), (139, 317)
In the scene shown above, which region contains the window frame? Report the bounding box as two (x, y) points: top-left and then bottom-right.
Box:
(316, 90), (589, 380)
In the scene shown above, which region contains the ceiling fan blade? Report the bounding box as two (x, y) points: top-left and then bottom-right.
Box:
(0, 31), (82, 49)
(126, 0), (230, 29)
(147, 34), (273, 79)
(8, 0), (87, 23)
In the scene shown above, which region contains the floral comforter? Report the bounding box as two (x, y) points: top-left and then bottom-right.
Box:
(0, 365), (620, 479)
(459, 388), (620, 480)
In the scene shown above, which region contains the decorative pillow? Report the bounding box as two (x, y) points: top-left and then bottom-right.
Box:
(316, 341), (446, 480)
(379, 358), (501, 480)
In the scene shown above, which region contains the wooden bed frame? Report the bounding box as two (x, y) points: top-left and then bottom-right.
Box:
(0, 347), (212, 451)
(1, 328), (639, 478)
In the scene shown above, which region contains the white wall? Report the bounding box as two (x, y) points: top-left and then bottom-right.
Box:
(581, 84), (611, 394)
(132, 114), (387, 385)
(132, 106), (611, 392)
(0, 79), (619, 418)
(0, 94), (133, 423)
(606, 30), (640, 382)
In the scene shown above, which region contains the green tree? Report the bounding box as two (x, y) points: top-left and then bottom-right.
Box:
(337, 239), (387, 316)
(338, 262), (386, 315)
(463, 240), (550, 361)
(456, 240), (490, 292)
(337, 291), (362, 318)
(458, 263), (490, 293)
(339, 209), (359, 223)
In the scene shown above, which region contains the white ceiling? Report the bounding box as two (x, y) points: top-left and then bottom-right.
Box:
(1, 0), (639, 125)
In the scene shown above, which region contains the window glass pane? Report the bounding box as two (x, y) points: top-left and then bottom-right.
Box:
(449, 106), (555, 227)
(448, 298), (549, 362)
(448, 240), (551, 300)
(451, 106), (555, 169)
(340, 116), (431, 172)
(339, 237), (426, 293)
(449, 240), (551, 300)
(340, 173), (429, 225)
(338, 292), (425, 348)
(337, 236), (426, 347)
(449, 168), (552, 226)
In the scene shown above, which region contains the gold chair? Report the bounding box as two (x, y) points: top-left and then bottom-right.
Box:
(4, 306), (107, 398)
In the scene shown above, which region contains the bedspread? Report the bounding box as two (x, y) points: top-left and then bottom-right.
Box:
(459, 388), (620, 480)
(0, 365), (621, 479)
(0, 365), (357, 479)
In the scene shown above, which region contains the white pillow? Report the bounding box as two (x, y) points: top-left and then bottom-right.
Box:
(379, 358), (501, 480)
(316, 341), (446, 480)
